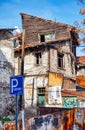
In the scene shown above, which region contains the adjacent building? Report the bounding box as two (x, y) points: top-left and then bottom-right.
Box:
(76, 56), (85, 107)
(0, 28), (15, 117)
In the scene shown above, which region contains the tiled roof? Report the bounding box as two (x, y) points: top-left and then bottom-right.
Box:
(76, 56), (85, 65)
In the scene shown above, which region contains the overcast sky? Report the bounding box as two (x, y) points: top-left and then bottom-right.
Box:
(0, 0), (85, 56)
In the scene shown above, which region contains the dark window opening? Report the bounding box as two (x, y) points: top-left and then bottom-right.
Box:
(36, 52), (42, 65)
(58, 53), (63, 68)
(40, 33), (55, 42)
(40, 35), (45, 42)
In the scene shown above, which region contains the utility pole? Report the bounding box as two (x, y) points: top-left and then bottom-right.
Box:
(19, 29), (25, 130)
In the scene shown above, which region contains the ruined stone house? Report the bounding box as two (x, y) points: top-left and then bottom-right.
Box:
(0, 29), (15, 117)
(14, 13), (79, 108)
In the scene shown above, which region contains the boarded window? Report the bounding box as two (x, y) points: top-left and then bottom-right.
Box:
(40, 33), (55, 42)
(38, 87), (45, 94)
(35, 52), (42, 65)
(58, 53), (64, 68)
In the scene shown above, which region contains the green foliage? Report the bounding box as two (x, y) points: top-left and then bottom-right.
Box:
(0, 118), (11, 122)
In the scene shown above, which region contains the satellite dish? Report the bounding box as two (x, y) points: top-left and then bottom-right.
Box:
(15, 26), (20, 33)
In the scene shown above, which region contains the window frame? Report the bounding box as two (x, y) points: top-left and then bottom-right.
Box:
(35, 52), (42, 65)
(57, 52), (64, 69)
(40, 33), (55, 43)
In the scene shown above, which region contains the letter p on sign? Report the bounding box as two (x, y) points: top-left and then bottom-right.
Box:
(10, 75), (24, 95)
(11, 79), (18, 93)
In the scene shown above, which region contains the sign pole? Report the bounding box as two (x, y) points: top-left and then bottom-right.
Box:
(16, 94), (18, 130)
(10, 76), (24, 130)
(20, 29), (25, 130)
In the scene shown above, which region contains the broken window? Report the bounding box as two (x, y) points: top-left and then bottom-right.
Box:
(35, 52), (42, 65)
(40, 33), (55, 42)
(58, 53), (64, 68)
(37, 87), (45, 106)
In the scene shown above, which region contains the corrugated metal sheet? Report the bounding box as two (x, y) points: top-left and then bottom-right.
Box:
(48, 73), (63, 86)
(28, 110), (73, 130)
(73, 108), (85, 130)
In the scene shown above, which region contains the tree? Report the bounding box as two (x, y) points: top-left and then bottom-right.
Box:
(73, 0), (85, 53)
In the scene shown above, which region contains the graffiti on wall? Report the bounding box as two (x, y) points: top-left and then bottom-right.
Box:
(28, 110), (74, 130)
(63, 97), (78, 108)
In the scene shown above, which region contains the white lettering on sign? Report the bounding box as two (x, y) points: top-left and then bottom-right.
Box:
(11, 79), (18, 93)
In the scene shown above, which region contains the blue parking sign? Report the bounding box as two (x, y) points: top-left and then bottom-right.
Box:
(10, 75), (24, 95)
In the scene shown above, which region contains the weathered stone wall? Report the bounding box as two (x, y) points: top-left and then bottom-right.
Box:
(49, 41), (75, 78)
(14, 41), (76, 108)
(15, 41), (75, 78)
(0, 39), (15, 118)
(14, 46), (49, 75)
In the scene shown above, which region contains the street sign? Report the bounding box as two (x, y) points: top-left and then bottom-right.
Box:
(10, 75), (24, 95)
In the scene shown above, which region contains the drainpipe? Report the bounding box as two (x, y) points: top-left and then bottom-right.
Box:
(31, 78), (34, 106)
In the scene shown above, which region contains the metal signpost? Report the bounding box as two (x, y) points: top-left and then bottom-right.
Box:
(10, 75), (24, 130)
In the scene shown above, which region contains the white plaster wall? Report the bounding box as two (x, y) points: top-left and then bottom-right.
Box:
(24, 48), (49, 75)
(24, 77), (37, 107)
(77, 68), (85, 76)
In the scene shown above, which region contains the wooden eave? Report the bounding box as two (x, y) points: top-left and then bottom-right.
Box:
(61, 90), (85, 97)
(14, 37), (71, 52)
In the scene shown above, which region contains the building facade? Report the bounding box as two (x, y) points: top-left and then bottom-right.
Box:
(14, 13), (79, 108)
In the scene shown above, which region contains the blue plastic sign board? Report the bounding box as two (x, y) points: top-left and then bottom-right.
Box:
(10, 75), (24, 95)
